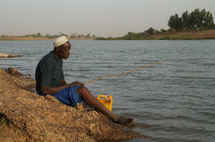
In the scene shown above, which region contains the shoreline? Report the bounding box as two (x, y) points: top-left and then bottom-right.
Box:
(96, 29), (215, 40)
(0, 52), (21, 58)
(0, 36), (95, 41)
(0, 67), (143, 141)
(149, 29), (215, 40)
(1, 29), (215, 41)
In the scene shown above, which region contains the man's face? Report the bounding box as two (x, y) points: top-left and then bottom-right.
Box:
(58, 41), (71, 59)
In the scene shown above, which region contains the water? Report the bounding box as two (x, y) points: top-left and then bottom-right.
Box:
(0, 40), (215, 142)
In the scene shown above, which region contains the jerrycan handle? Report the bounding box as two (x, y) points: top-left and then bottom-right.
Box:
(97, 95), (112, 103)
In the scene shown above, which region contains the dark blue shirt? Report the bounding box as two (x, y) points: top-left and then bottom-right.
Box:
(35, 51), (64, 95)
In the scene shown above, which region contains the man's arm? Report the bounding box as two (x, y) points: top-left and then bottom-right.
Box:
(61, 80), (67, 85)
(41, 84), (70, 95)
(60, 80), (84, 87)
(41, 81), (84, 95)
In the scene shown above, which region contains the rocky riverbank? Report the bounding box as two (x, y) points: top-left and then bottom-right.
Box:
(0, 52), (21, 58)
(0, 67), (142, 141)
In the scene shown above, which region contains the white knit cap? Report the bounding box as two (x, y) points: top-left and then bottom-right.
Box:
(53, 36), (69, 47)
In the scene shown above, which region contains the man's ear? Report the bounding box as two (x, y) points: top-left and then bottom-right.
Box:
(55, 47), (60, 52)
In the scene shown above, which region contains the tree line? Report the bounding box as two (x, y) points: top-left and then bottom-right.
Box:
(96, 27), (167, 40)
(25, 32), (97, 39)
(168, 8), (215, 31)
(1, 32), (97, 39)
(97, 8), (215, 40)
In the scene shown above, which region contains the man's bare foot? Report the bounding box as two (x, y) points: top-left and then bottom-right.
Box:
(116, 116), (135, 125)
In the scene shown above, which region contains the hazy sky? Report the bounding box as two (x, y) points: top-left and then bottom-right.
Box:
(0, 0), (215, 37)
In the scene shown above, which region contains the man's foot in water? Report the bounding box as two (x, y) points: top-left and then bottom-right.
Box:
(116, 116), (135, 125)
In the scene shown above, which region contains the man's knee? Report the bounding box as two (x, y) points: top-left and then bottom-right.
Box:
(77, 87), (88, 96)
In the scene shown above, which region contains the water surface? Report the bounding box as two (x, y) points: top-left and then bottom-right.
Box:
(0, 40), (215, 142)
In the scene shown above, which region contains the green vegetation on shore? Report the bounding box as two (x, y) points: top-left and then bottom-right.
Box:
(97, 8), (215, 40)
(96, 29), (215, 40)
(168, 8), (214, 32)
(0, 33), (97, 40)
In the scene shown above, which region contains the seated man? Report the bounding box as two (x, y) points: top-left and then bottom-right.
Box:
(35, 36), (134, 125)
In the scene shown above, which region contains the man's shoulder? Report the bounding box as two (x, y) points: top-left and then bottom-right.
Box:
(36, 52), (55, 73)
(40, 51), (55, 63)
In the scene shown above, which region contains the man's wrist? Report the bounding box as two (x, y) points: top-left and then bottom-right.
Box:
(64, 84), (70, 88)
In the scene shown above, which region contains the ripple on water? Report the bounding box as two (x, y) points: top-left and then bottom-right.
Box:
(1, 40), (215, 142)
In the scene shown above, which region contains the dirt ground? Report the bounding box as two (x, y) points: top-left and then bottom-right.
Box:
(0, 67), (142, 142)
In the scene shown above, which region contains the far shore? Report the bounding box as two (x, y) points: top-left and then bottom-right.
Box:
(0, 36), (95, 41)
(96, 29), (215, 40)
(148, 29), (215, 40)
(1, 29), (215, 41)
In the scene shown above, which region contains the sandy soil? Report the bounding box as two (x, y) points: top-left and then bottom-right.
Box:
(0, 67), (142, 142)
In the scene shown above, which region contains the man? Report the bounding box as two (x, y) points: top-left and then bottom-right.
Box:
(35, 36), (134, 125)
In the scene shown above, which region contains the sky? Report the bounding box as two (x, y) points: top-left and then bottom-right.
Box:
(0, 0), (215, 37)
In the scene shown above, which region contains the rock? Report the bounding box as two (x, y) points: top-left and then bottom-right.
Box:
(0, 68), (143, 141)
(1, 68), (35, 92)
(0, 52), (21, 58)
(6, 67), (22, 76)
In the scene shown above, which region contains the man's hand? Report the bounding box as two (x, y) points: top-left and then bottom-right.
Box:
(70, 81), (85, 87)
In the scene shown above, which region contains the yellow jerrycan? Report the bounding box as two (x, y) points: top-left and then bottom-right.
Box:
(97, 95), (113, 111)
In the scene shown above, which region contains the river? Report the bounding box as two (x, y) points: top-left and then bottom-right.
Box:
(0, 40), (215, 142)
